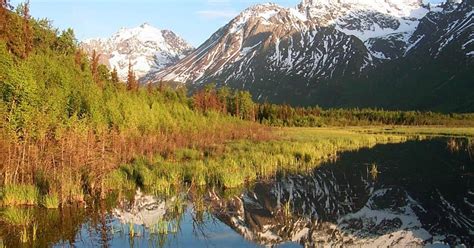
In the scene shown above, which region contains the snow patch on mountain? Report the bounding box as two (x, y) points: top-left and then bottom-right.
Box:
(151, 0), (442, 86)
(299, 0), (430, 40)
(81, 23), (193, 80)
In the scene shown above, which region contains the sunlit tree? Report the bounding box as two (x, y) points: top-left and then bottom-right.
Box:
(126, 60), (138, 91)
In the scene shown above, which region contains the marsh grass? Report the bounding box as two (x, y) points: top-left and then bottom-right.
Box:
(351, 126), (474, 138)
(1, 208), (33, 226)
(370, 163), (379, 180)
(155, 219), (169, 234)
(129, 223), (135, 237)
(0, 185), (39, 206)
(4, 126), (472, 206)
(20, 226), (28, 243)
(41, 194), (59, 209)
(32, 222), (38, 241)
(109, 127), (416, 193)
(283, 201), (292, 218)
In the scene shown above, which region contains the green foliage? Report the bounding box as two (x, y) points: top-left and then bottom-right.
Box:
(1, 6), (472, 208)
(257, 104), (474, 127)
(192, 84), (256, 121)
(55, 28), (76, 55)
(174, 148), (202, 161)
(0, 9), (264, 203)
(103, 167), (134, 192)
(0, 8), (256, 143)
(0, 185), (39, 206)
(41, 194), (59, 209)
(1, 208), (33, 225)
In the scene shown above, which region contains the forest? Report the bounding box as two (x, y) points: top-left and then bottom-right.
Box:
(1, 2), (473, 208)
(192, 85), (474, 126)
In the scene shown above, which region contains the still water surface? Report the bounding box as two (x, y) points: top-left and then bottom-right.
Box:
(1, 138), (473, 247)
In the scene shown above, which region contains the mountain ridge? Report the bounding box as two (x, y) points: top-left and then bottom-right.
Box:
(81, 23), (193, 80)
(147, 0), (435, 84)
(144, 0), (473, 112)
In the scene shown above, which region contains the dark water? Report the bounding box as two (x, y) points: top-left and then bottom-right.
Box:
(1, 138), (473, 247)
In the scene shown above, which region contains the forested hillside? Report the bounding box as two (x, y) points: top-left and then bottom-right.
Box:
(0, 2), (264, 204)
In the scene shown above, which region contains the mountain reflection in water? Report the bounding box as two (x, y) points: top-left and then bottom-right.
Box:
(208, 138), (473, 247)
(0, 138), (472, 247)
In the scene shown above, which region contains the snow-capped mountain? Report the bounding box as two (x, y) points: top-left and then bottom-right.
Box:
(148, 0), (432, 84)
(81, 23), (193, 80)
(148, 3), (371, 83)
(299, 0), (429, 43)
(147, 2), (380, 101)
(407, 0), (472, 58)
(148, 0), (473, 111)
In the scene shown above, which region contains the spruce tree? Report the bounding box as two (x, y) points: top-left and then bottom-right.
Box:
(111, 67), (119, 84)
(74, 49), (83, 69)
(126, 61), (137, 91)
(0, 0), (11, 39)
(91, 49), (100, 84)
(21, 0), (32, 58)
(158, 81), (165, 92)
(146, 82), (153, 93)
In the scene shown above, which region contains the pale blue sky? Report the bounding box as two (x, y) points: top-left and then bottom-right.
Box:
(12, 0), (445, 47)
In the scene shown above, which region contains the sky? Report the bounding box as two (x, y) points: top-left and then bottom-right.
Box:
(11, 0), (446, 47)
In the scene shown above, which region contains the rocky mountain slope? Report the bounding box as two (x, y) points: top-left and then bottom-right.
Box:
(336, 0), (474, 111)
(81, 23), (193, 80)
(148, 0), (473, 111)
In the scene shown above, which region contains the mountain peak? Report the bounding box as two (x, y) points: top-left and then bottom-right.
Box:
(300, 0), (423, 7)
(81, 24), (193, 81)
(299, 0), (426, 19)
(148, 0), (472, 111)
(297, 0), (430, 42)
(140, 22), (152, 28)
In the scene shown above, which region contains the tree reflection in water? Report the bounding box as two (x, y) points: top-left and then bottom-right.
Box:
(0, 138), (472, 247)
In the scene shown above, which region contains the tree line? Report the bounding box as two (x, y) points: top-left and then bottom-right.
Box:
(255, 104), (474, 127)
(189, 85), (474, 127)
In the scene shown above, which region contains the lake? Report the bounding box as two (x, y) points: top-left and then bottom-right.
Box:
(1, 138), (473, 247)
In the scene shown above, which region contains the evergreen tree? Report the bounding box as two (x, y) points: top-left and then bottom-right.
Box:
(158, 81), (165, 92)
(111, 67), (119, 84)
(74, 49), (85, 70)
(97, 64), (110, 85)
(236, 91), (255, 121)
(91, 49), (100, 84)
(0, 0), (11, 40)
(126, 61), (138, 91)
(146, 82), (153, 93)
(217, 86), (231, 114)
(56, 28), (76, 54)
(21, 0), (32, 58)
